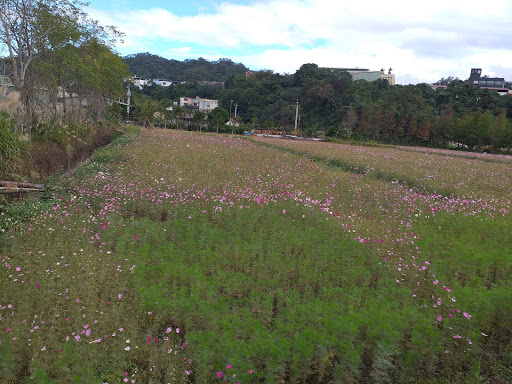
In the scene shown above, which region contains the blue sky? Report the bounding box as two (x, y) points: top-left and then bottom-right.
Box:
(86, 0), (512, 84)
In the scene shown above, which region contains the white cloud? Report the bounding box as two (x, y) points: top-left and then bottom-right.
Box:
(87, 0), (512, 84)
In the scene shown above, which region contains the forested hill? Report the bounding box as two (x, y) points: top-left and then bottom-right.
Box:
(123, 53), (250, 81)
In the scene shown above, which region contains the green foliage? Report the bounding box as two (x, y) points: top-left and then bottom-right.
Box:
(208, 106), (229, 133)
(0, 113), (26, 178)
(132, 59), (511, 152)
(2, 129), (511, 383)
(124, 53), (249, 81)
(33, 120), (70, 147)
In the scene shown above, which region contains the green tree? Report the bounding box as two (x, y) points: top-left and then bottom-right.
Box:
(357, 105), (372, 138)
(372, 105), (383, 138)
(342, 108), (359, 140)
(137, 97), (157, 127)
(489, 109), (509, 150)
(192, 110), (206, 131)
(0, 0), (124, 134)
(171, 105), (186, 129)
(432, 104), (455, 146)
(208, 107), (229, 133)
(264, 116), (275, 135)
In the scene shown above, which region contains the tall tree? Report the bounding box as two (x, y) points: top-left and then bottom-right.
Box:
(208, 106), (229, 133)
(382, 112), (396, 139)
(0, 0), (125, 134)
(406, 116), (417, 139)
(357, 105), (372, 137)
(417, 120), (432, 142)
(432, 104), (455, 146)
(372, 105), (383, 138)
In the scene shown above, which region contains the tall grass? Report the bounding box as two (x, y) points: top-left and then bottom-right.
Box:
(0, 112), (26, 179)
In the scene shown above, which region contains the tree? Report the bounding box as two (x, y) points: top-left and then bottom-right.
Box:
(372, 105), (383, 138)
(382, 112), (396, 140)
(0, 0), (125, 135)
(432, 104), (455, 146)
(171, 105), (186, 129)
(208, 107), (228, 133)
(192, 110), (206, 131)
(264, 116), (275, 135)
(249, 116), (258, 132)
(433, 76), (460, 85)
(137, 97), (157, 127)
(417, 120), (432, 142)
(342, 108), (359, 140)
(357, 105), (372, 138)
(406, 116), (417, 139)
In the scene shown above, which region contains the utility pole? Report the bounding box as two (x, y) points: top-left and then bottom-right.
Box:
(234, 103), (238, 118)
(126, 83), (131, 116)
(294, 99), (299, 134)
(230, 99), (233, 118)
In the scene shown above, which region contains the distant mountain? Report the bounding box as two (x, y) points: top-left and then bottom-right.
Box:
(123, 53), (250, 82)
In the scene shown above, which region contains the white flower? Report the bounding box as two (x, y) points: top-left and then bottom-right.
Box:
(124, 346), (131, 351)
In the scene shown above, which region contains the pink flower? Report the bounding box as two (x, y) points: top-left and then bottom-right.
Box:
(134, 236), (139, 239)
(118, 293), (123, 299)
(216, 371), (223, 378)
(282, 209), (286, 214)
(248, 369), (254, 374)
(226, 364), (232, 369)
(166, 327), (172, 334)
(463, 312), (472, 320)
(437, 316), (442, 322)
(35, 283), (40, 288)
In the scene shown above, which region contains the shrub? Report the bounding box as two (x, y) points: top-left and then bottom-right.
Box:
(0, 112), (26, 179)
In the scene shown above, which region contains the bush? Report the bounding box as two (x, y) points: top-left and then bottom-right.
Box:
(0, 112), (26, 179)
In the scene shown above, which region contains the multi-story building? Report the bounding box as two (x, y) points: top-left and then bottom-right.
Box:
(180, 96), (219, 117)
(133, 77), (151, 89)
(325, 68), (396, 85)
(467, 68), (506, 88)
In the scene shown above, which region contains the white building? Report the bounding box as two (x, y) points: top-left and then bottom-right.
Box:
(133, 77), (151, 89)
(154, 79), (173, 87)
(180, 97), (219, 112)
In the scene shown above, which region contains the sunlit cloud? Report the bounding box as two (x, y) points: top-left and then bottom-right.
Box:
(86, 0), (512, 84)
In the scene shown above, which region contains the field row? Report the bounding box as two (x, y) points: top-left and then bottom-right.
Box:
(1, 130), (511, 383)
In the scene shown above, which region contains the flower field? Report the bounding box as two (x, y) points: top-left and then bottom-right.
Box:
(1, 129), (511, 383)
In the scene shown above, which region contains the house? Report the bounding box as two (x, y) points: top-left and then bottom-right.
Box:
(180, 96), (219, 117)
(133, 77), (151, 89)
(467, 68), (506, 88)
(429, 68), (510, 95)
(154, 79), (173, 87)
(198, 81), (225, 88)
(325, 67), (396, 85)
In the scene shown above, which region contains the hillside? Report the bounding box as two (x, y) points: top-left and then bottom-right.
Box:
(123, 53), (249, 81)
